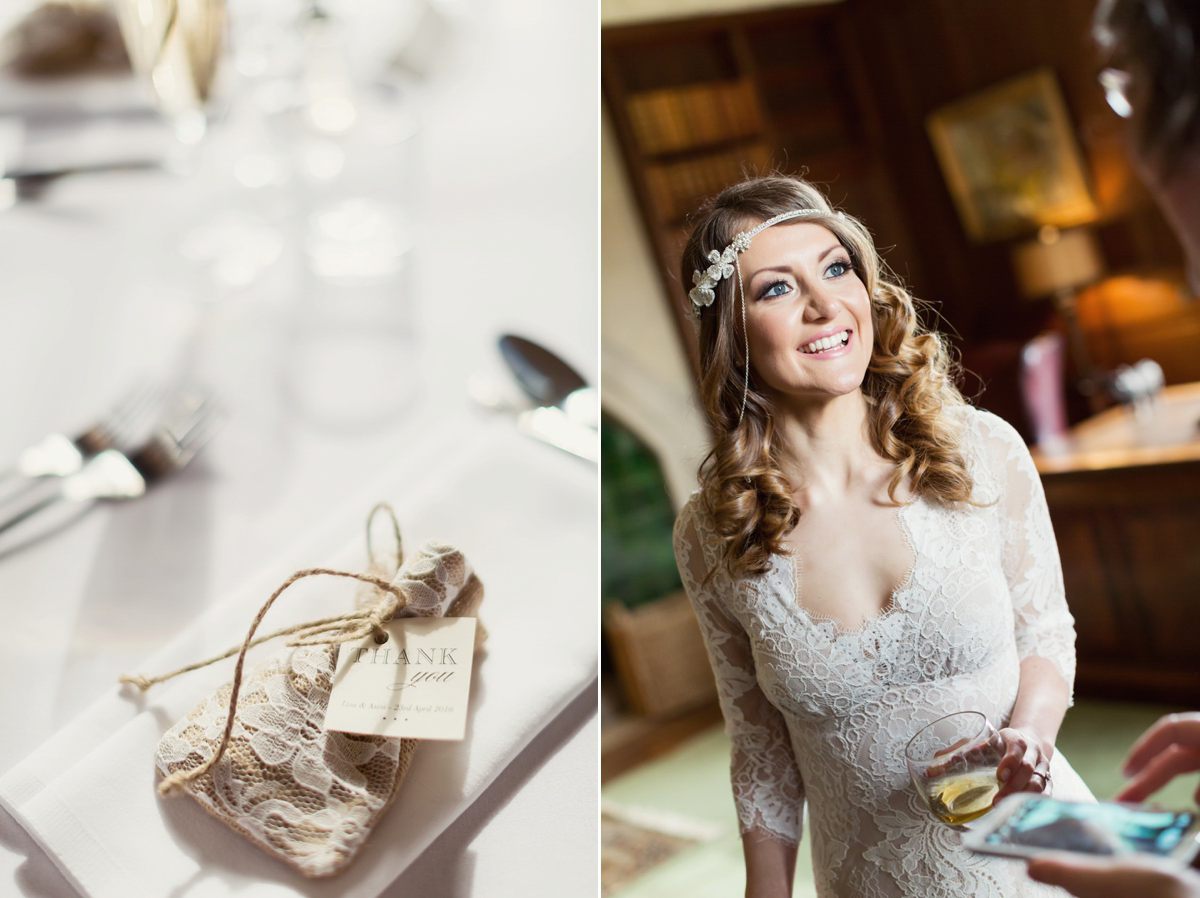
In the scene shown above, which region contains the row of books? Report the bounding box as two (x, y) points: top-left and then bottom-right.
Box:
(643, 143), (774, 223)
(625, 80), (763, 156)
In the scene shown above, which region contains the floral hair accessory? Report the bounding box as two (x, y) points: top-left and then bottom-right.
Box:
(687, 208), (832, 313)
(690, 247), (737, 309)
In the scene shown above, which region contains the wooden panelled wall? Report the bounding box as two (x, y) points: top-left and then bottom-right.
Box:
(603, 0), (1187, 412)
(1043, 461), (1200, 704)
(839, 0), (1184, 342)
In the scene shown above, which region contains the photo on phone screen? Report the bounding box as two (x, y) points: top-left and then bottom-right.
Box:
(964, 796), (1200, 860)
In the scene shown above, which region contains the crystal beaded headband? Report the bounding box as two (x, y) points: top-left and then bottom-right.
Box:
(688, 208), (837, 311)
(688, 206), (842, 423)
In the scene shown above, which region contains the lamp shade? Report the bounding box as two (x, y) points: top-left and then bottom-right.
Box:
(1013, 227), (1104, 299)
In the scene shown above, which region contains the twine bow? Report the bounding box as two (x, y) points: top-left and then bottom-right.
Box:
(121, 504), (413, 797)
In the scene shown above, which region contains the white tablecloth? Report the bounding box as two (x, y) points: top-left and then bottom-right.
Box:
(0, 0), (598, 892)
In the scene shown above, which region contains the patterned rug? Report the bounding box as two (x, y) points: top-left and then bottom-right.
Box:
(601, 802), (722, 896)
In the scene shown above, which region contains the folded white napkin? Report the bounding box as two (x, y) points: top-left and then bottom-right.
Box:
(0, 72), (169, 175)
(0, 423), (596, 897)
(0, 73), (153, 121)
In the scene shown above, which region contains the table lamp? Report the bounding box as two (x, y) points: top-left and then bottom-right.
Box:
(1013, 225), (1106, 410)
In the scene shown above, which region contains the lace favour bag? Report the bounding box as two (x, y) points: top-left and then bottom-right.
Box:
(122, 508), (484, 878)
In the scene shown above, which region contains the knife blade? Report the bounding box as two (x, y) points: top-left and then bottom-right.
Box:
(516, 406), (598, 463)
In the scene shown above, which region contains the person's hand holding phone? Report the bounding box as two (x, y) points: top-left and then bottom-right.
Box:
(1027, 855), (1200, 898)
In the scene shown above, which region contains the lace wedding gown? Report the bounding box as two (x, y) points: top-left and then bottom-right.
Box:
(674, 407), (1093, 897)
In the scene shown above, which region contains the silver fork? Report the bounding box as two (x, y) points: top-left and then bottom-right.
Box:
(0, 381), (166, 486)
(0, 392), (223, 540)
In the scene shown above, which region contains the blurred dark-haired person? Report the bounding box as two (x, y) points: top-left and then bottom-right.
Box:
(1095, 0), (1200, 292)
(1024, 2), (1200, 893)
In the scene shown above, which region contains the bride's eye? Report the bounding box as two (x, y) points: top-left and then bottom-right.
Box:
(758, 280), (791, 300)
(825, 259), (852, 278)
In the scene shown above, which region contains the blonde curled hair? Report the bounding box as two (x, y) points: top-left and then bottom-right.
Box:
(681, 175), (975, 579)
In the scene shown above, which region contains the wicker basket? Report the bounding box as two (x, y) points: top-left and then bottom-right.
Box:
(605, 591), (717, 717)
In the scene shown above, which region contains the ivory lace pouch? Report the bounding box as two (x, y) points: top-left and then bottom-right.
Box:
(149, 539), (484, 878)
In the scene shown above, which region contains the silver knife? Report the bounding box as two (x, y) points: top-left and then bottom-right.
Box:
(516, 406), (598, 463)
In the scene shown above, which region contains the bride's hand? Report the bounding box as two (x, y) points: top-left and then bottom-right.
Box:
(993, 726), (1054, 803)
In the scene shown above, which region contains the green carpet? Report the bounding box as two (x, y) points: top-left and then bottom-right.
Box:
(602, 699), (1197, 897)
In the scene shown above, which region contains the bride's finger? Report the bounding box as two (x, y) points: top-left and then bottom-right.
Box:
(995, 730), (1028, 782)
(996, 740), (1038, 800)
(1012, 743), (1048, 796)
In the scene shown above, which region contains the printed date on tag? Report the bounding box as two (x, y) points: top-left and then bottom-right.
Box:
(324, 617), (477, 740)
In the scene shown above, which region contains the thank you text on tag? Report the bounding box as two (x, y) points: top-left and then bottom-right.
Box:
(324, 617), (477, 740)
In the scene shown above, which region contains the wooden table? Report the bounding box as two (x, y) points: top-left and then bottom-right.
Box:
(1033, 383), (1200, 704)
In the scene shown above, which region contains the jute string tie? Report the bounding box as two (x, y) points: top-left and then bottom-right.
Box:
(120, 504), (410, 797)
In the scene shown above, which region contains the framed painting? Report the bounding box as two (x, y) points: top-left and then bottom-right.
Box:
(927, 69), (1097, 242)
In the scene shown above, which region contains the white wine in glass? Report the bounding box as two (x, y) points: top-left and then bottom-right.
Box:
(114, 0), (226, 144)
(925, 770), (1001, 826)
(906, 711), (1006, 827)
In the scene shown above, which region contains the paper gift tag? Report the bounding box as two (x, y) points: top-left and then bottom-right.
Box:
(324, 617), (477, 740)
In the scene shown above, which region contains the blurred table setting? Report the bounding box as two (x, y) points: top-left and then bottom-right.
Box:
(0, 0), (598, 895)
(1032, 380), (1200, 473)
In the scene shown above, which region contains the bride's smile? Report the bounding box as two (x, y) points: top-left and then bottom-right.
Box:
(739, 222), (874, 407)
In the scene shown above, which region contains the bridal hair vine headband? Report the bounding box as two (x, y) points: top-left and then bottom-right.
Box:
(688, 209), (828, 311)
(689, 207), (845, 423)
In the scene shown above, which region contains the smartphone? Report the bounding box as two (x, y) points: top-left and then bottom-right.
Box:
(962, 794), (1200, 863)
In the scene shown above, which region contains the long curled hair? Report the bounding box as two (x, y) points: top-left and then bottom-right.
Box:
(681, 176), (974, 579)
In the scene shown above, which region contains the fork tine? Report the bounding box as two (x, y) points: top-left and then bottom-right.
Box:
(108, 381), (166, 431)
(114, 381), (173, 438)
(125, 390), (224, 484)
(161, 391), (224, 464)
(173, 399), (224, 462)
(175, 420), (222, 466)
(163, 392), (212, 437)
(77, 380), (168, 453)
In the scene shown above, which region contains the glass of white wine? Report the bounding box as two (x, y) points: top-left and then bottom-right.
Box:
(905, 711), (1005, 827)
(113, 0), (226, 145)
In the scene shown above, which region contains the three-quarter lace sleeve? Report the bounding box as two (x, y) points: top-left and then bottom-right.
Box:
(974, 410), (1076, 692)
(673, 498), (805, 845)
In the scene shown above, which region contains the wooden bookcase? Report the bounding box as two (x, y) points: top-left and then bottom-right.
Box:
(603, 8), (918, 371)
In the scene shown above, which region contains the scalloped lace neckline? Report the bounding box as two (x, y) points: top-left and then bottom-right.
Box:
(779, 498), (920, 636)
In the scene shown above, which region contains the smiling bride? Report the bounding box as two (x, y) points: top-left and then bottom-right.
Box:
(672, 175), (1094, 898)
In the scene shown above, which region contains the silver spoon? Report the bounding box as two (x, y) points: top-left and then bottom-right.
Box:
(498, 334), (597, 429)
